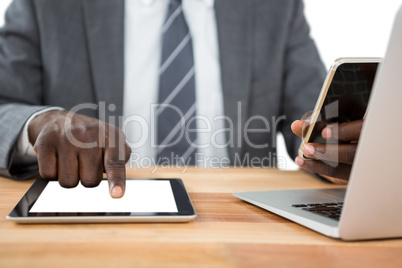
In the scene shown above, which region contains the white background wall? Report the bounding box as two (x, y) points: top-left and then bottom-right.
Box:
(0, 0), (11, 26)
(1, 0), (401, 170)
(304, 0), (402, 69)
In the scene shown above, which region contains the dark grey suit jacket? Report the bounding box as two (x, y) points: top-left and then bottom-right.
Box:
(0, 0), (326, 179)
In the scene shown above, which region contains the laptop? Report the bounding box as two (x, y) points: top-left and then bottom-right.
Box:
(234, 6), (402, 241)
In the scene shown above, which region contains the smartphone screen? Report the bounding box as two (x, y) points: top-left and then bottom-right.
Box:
(307, 62), (379, 144)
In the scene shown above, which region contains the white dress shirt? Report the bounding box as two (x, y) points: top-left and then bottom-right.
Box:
(18, 0), (228, 168)
(123, 0), (228, 167)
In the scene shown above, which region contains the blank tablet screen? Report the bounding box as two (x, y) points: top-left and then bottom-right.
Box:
(30, 180), (178, 213)
(7, 178), (196, 222)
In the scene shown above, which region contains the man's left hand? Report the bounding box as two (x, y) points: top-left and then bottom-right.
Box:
(291, 119), (363, 184)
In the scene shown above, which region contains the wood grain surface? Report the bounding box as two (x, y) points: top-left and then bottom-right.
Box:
(1, 167), (401, 268)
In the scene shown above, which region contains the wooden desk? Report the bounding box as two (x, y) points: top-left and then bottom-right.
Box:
(1, 167), (401, 267)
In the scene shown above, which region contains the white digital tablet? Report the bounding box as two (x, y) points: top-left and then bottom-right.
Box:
(7, 178), (196, 223)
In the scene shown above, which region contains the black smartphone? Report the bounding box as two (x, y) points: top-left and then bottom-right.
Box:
(298, 57), (380, 159)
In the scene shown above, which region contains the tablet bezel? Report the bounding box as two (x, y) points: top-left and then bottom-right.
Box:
(6, 178), (196, 223)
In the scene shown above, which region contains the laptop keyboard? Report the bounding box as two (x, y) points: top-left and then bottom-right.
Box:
(292, 202), (344, 221)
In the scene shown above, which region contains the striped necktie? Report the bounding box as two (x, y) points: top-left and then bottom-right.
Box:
(157, 0), (197, 165)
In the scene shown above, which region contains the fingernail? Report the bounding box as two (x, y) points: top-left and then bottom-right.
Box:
(304, 144), (315, 156)
(111, 186), (123, 198)
(322, 127), (332, 139)
(295, 156), (304, 166)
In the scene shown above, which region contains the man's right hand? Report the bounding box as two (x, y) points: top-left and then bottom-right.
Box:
(28, 110), (131, 198)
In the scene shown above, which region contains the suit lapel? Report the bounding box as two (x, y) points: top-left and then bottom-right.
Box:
(82, 0), (125, 117)
(215, 0), (253, 162)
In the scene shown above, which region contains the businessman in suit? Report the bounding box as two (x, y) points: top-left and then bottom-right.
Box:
(0, 0), (358, 197)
